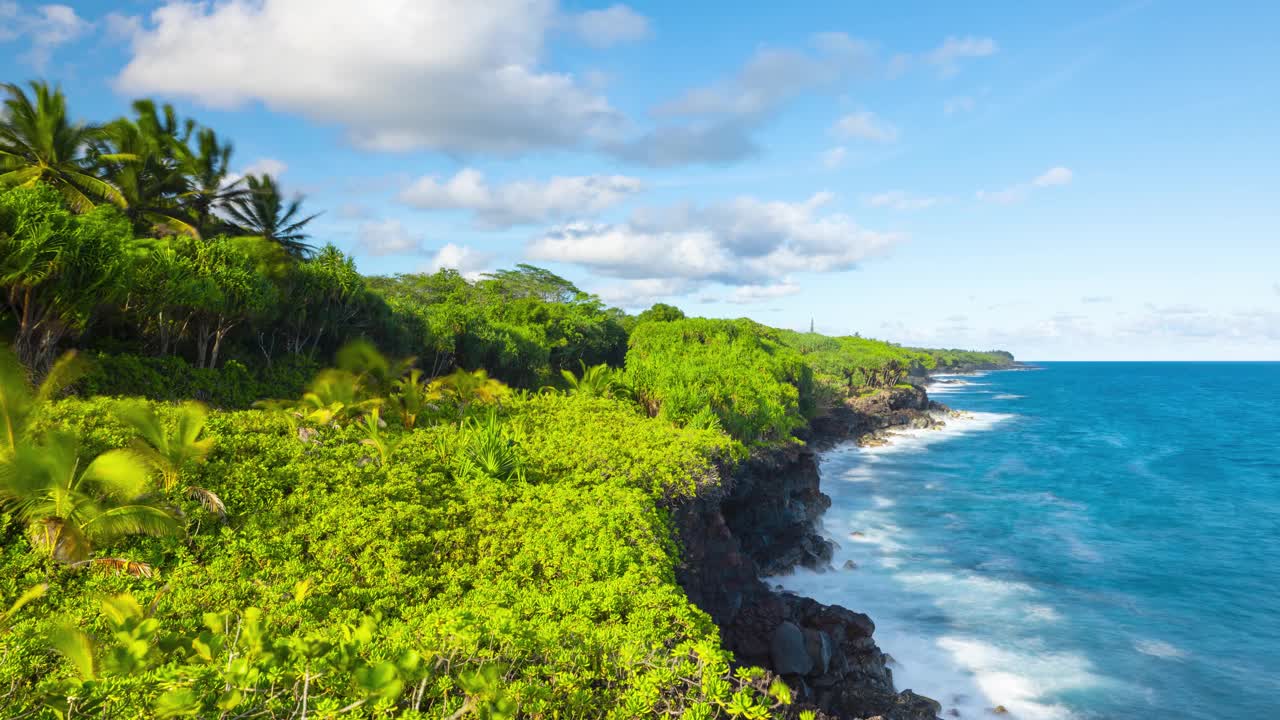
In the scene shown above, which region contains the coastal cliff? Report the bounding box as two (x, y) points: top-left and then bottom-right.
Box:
(674, 385), (946, 720)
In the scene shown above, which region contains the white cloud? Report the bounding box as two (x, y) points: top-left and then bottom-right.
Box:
(821, 146), (848, 169)
(978, 166), (1073, 204)
(865, 191), (941, 211)
(2, 3), (91, 69)
(883, 36), (997, 79)
(527, 192), (901, 300)
(242, 157), (288, 178)
(567, 4), (651, 48)
(594, 278), (695, 308)
(398, 168), (642, 228)
(1033, 166), (1073, 187)
(357, 219), (423, 256)
(728, 283), (801, 304)
(832, 111), (898, 143)
(617, 32), (873, 166)
(423, 242), (494, 280)
(925, 36), (998, 77)
(115, 0), (623, 155)
(944, 96), (976, 115)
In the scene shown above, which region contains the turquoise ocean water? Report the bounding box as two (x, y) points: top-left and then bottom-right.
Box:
(775, 363), (1280, 719)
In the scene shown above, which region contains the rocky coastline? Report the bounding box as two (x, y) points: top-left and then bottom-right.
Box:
(673, 383), (953, 720)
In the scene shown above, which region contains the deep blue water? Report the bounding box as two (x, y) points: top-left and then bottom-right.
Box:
(775, 363), (1280, 719)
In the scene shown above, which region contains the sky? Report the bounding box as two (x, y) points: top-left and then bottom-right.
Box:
(2, 0), (1277, 360)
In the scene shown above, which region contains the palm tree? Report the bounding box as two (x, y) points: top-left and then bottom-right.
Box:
(224, 174), (320, 258)
(96, 116), (197, 237)
(0, 347), (83, 456)
(560, 362), (628, 399)
(0, 82), (126, 211)
(430, 369), (510, 420)
(389, 368), (433, 429)
(179, 127), (248, 237)
(114, 401), (225, 518)
(0, 431), (180, 566)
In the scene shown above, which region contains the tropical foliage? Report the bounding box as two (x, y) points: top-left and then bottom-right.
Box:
(0, 77), (1014, 719)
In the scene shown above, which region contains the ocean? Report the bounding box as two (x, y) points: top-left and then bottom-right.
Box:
(773, 363), (1280, 719)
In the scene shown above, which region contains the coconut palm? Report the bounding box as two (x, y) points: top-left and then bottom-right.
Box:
(431, 368), (510, 420)
(114, 401), (225, 518)
(179, 127), (248, 237)
(0, 431), (180, 566)
(388, 368), (434, 429)
(0, 347), (83, 455)
(560, 362), (628, 399)
(224, 174), (319, 258)
(96, 116), (197, 237)
(0, 82), (126, 211)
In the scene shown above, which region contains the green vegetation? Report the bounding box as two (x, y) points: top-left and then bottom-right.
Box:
(0, 79), (1012, 717)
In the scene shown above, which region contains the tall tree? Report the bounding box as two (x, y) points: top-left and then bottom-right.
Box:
(179, 127), (247, 237)
(224, 174), (319, 258)
(96, 115), (196, 237)
(0, 82), (126, 212)
(0, 184), (137, 370)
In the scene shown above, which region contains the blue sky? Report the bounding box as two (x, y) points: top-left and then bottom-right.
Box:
(3, 0), (1277, 360)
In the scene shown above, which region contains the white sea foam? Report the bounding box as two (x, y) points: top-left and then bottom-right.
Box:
(859, 411), (1014, 456)
(1134, 638), (1187, 660)
(994, 393), (1025, 400)
(769, 390), (1118, 720)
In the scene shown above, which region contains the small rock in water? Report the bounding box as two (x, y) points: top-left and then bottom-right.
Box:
(991, 706), (1009, 715)
(948, 710), (961, 718)
(849, 531), (865, 539)
(842, 559), (858, 570)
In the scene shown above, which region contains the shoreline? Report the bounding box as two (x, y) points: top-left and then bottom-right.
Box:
(775, 368), (1030, 719)
(674, 363), (1020, 719)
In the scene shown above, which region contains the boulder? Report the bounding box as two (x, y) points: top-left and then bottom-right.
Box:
(770, 621), (813, 675)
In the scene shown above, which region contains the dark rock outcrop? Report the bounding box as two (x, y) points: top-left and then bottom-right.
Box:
(674, 385), (944, 720)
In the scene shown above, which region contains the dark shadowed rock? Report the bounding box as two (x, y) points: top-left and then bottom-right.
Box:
(673, 384), (948, 720)
(771, 621), (813, 675)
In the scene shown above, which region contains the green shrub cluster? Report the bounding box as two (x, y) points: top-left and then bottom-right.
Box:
(1, 385), (787, 718)
(626, 319), (816, 445)
(78, 352), (318, 408)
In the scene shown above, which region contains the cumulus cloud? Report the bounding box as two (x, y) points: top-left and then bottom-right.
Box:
(1122, 307), (1280, 341)
(526, 192), (900, 301)
(423, 242), (494, 280)
(728, 283), (801, 304)
(398, 168), (642, 228)
(822, 146), (848, 169)
(1, 2), (91, 69)
(616, 32), (873, 166)
(566, 4), (651, 47)
(977, 166), (1073, 204)
(864, 191), (941, 211)
(114, 0), (623, 155)
(832, 110), (898, 143)
(594, 278), (695, 308)
(357, 219), (423, 256)
(242, 157), (288, 178)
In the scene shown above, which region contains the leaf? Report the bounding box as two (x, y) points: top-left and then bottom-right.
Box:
(0, 583), (47, 629)
(186, 485), (226, 518)
(51, 624), (95, 681)
(154, 687), (201, 717)
(81, 449), (152, 499)
(100, 594), (145, 626)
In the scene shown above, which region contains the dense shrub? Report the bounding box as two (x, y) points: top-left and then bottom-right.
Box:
(78, 352), (318, 407)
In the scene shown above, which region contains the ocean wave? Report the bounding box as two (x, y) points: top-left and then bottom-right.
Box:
(859, 411), (1015, 456)
(994, 393), (1025, 400)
